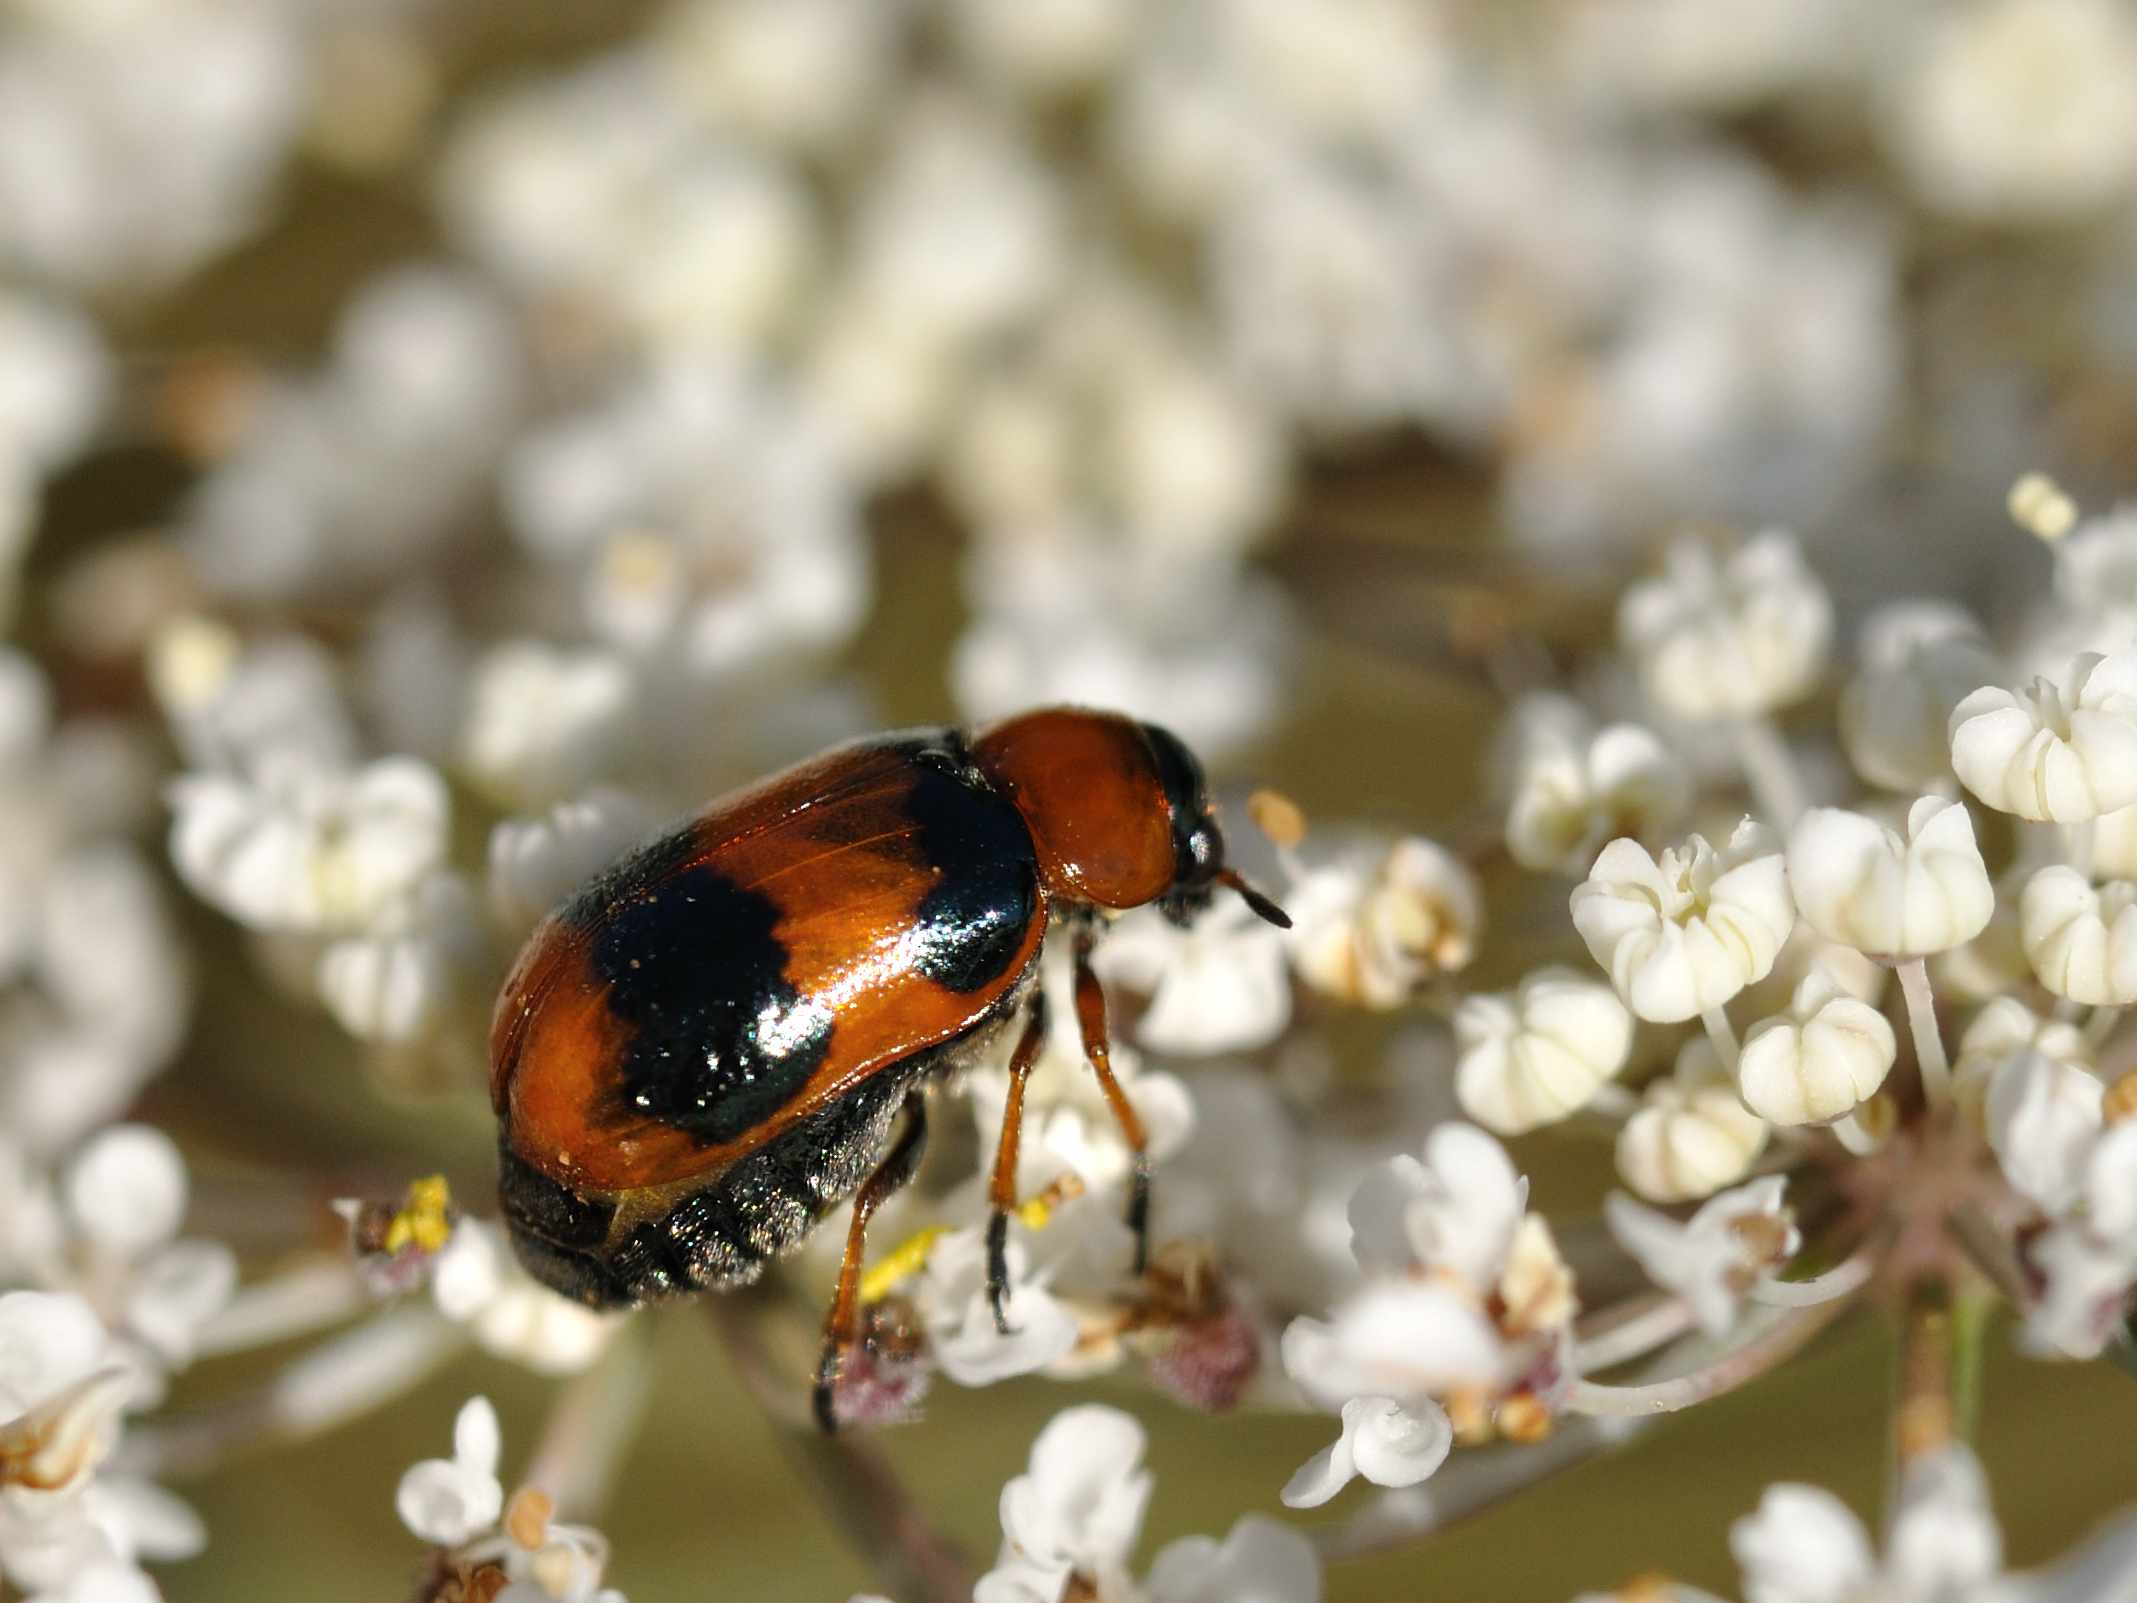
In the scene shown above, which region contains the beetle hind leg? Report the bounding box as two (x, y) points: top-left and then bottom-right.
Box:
(1072, 925), (1151, 1274)
(814, 1090), (929, 1433)
(985, 988), (1050, 1336)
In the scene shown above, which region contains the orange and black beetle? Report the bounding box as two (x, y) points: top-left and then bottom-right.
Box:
(489, 706), (1288, 1427)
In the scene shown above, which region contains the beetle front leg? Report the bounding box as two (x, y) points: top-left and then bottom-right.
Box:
(814, 1090), (929, 1434)
(985, 987), (1049, 1336)
(1072, 925), (1150, 1274)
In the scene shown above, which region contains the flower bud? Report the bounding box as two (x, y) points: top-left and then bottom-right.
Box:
(1949, 649), (2137, 822)
(1737, 968), (1898, 1126)
(1785, 796), (1993, 957)
(2019, 866), (2137, 1004)
(1571, 820), (1793, 1023)
(1616, 1039), (1769, 1203)
(1453, 967), (1634, 1135)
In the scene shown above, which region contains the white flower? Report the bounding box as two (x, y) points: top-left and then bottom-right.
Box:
(316, 874), (483, 1045)
(1606, 1177), (1799, 1336)
(1737, 968), (1897, 1126)
(1572, 821), (1794, 1022)
(1452, 967), (1634, 1135)
(2025, 1214), (2137, 1359)
(1618, 1038), (1771, 1203)
(22, 1559), (164, 1603)
(1279, 1395), (1451, 1510)
(1837, 604), (2001, 792)
(487, 792), (654, 933)
(0, 291), (109, 472)
(150, 625), (358, 776)
(396, 1396), (504, 1548)
(912, 1228), (1078, 1387)
(655, 0), (896, 154)
(1357, 1123), (1528, 1293)
(1091, 896), (1293, 1055)
(952, 539), (1290, 762)
(2019, 866), (2137, 1004)
(1286, 837), (1482, 1007)
(1986, 1054), (2104, 1215)
(461, 643), (636, 809)
(61, 1126), (185, 1261)
(941, 0), (1134, 98)
(0, 1292), (125, 1502)
(1949, 650), (2137, 822)
(1731, 1448), (2007, 1603)
(2020, 1120), (2137, 1356)
(431, 1222), (621, 1376)
(168, 754), (450, 935)
(1501, 696), (1688, 874)
(1886, 0), (2137, 224)
(501, 364), (867, 683)
(1617, 535), (1833, 720)
(981, 1405), (1151, 1603)
(977, 1406), (1321, 1603)
(1785, 797), (1993, 957)
(1144, 1514), (1320, 1603)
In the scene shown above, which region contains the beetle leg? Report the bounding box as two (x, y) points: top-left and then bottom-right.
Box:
(814, 1090), (929, 1434)
(986, 987), (1050, 1337)
(1072, 925), (1151, 1275)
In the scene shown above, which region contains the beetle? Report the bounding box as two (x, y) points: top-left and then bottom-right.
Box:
(488, 706), (1289, 1429)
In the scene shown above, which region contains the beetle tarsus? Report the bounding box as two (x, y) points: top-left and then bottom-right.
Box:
(1126, 1152), (1151, 1276)
(986, 1208), (1016, 1336)
(812, 1340), (842, 1434)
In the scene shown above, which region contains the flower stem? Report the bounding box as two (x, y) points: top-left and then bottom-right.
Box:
(1734, 717), (1806, 827)
(704, 1294), (973, 1603)
(113, 1307), (466, 1480)
(1751, 1252), (1875, 1308)
(2086, 1004), (2124, 1053)
(1701, 1006), (1741, 1071)
(1564, 1295), (1859, 1418)
(1895, 959), (1950, 1106)
(1573, 1293), (1697, 1373)
(1894, 1279), (1956, 1474)
(192, 1257), (369, 1358)
(523, 1322), (654, 1519)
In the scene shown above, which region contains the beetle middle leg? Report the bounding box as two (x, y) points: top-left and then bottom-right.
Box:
(814, 1090), (928, 1433)
(985, 987), (1050, 1336)
(1071, 923), (1151, 1274)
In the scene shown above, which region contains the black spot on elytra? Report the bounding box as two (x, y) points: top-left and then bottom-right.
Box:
(904, 760), (1038, 993)
(577, 834), (833, 1146)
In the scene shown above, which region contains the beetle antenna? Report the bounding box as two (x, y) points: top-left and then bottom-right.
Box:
(1217, 869), (1292, 929)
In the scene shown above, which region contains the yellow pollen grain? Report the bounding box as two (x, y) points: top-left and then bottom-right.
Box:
(2103, 1071), (2137, 1125)
(2008, 472), (2078, 541)
(504, 1486), (553, 1551)
(1248, 788), (1308, 849)
(384, 1175), (454, 1256)
(860, 1227), (948, 1304)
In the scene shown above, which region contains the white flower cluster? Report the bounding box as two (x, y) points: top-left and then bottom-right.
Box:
(975, 1404), (1319, 1603)
(396, 1397), (625, 1603)
(0, 1126), (233, 1598)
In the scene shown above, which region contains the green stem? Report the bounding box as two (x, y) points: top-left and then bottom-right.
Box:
(1950, 1285), (1992, 1445)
